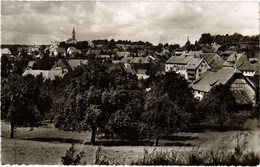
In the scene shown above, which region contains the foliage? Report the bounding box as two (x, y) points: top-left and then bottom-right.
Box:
(33, 54), (56, 70)
(1, 74), (51, 138)
(131, 147), (259, 165)
(1, 55), (13, 78)
(61, 144), (84, 165)
(12, 57), (29, 75)
(200, 84), (237, 128)
(198, 33), (213, 44)
(142, 72), (193, 144)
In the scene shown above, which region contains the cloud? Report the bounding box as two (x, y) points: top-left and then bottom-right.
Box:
(1, 1), (258, 45)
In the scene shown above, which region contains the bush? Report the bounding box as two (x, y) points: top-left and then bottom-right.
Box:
(131, 148), (259, 165)
(61, 144), (84, 165)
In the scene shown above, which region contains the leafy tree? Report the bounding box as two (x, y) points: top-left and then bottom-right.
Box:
(142, 93), (188, 146)
(142, 72), (193, 145)
(200, 84), (237, 128)
(199, 33), (213, 45)
(1, 74), (51, 138)
(33, 53), (56, 70)
(107, 39), (116, 49)
(12, 57), (29, 75)
(55, 61), (112, 144)
(1, 55), (13, 78)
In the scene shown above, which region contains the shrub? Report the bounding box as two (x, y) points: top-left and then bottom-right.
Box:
(61, 144), (84, 165)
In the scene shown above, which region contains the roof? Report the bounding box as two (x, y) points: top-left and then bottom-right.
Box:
(136, 69), (147, 74)
(121, 56), (153, 64)
(67, 47), (77, 53)
(67, 59), (88, 70)
(238, 63), (258, 71)
(27, 61), (35, 68)
(1, 48), (12, 55)
(201, 53), (224, 71)
(123, 63), (136, 74)
(54, 47), (66, 53)
(186, 57), (203, 70)
(223, 53), (249, 68)
(166, 55), (193, 64)
(22, 68), (67, 80)
(192, 68), (239, 92)
(52, 59), (73, 71)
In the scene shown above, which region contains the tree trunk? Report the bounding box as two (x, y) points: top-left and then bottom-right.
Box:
(91, 126), (97, 145)
(155, 136), (159, 146)
(10, 123), (14, 138)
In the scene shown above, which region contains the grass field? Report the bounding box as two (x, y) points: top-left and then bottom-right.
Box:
(1, 120), (260, 165)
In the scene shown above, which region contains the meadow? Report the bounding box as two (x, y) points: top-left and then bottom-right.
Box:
(1, 120), (259, 165)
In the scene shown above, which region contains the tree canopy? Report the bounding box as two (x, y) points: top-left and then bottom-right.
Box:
(1, 74), (51, 138)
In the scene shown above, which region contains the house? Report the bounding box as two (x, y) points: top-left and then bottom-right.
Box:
(52, 59), (88, 72)
(1, 48), (12, 57)
(28, 46), (40, 55)
(237, 62), (259, 77)
(67, 59), (88, 70)
(199, 53), (224, 71)
(22, 67), (67, 80)
(17, 47), (29, 53)
(191, 68), (256, 106)
(186, 57), (211, 82)
(67, 47), (78, 57)
(165, 55), (193, 79)
(121, 56), (155, 64)
(49, 47), (66, 57)
(136, 69), (149, 80)
(116, 51), (130, 58)
(222, 52), (249, 69)
(52, 59), (73, 72)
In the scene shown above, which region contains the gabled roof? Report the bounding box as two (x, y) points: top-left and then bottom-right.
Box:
(52, 59), (73, 71)
(192, 68), (240, 92)
(201, 53), (224, 71)
(67, 59), (88, 70)
(121, 56), (153, 64)
(238, 63), (258, 71)
(186, 57), (203, 70)
(166, 55), (193, 64)
(22, 68), (67, 80)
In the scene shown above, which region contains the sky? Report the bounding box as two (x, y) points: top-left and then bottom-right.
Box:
(1, 1), (259, 46)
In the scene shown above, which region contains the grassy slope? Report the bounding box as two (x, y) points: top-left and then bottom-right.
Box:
(1, 121), (259, 165)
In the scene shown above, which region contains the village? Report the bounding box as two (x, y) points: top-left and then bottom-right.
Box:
(1, 28), (259, 105)
(1, 27), (260, 165)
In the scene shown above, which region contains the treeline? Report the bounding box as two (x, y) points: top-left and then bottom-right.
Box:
(2, 60), (254, 145)
(198, 33), (259, 45)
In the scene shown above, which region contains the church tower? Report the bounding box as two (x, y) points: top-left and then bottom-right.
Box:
(72, 27), (76, 41)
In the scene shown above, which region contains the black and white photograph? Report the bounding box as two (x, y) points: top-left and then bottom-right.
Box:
(1, 1), (259, 165)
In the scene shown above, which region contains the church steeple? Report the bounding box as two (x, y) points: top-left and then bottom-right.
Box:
(72, 27), (76, 40)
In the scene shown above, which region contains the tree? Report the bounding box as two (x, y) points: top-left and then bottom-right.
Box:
(198, 33), (213, 45)
(142, 72), (193, 145)
(200, 84), (237, 128)
(1, 74), (51, 138)
(142, 93), (188, 146)
(1, 55), (13, 79)
(55, 61), (112, 144)
(33, 53), (56, 70)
